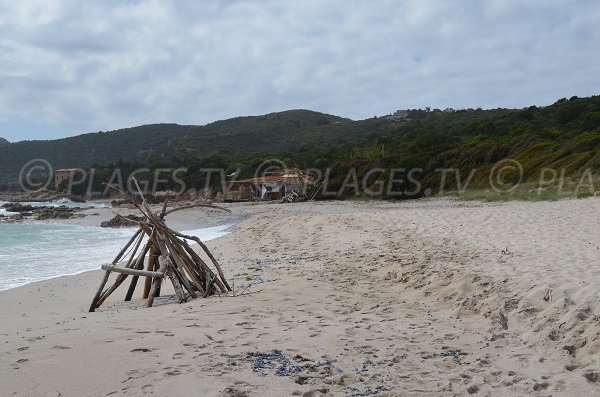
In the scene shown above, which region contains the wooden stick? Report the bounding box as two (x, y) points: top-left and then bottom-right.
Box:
(101, 264), (164, 278)
(159, 199), (169, 220)
(150, 217), (224, 291)
(97, 229), (146, 304)
(147, 255), (168, 307)
(144, 203), (201, 298)
(124, 228), (156, 301)
(171, 230), (232, 291)
(203, 271), (212, 298)
(143, 244), (159, 299)
(90, 178), (232, 310)
(148, 202), (228, 293)
(166, 265), (187, 303)
(162, 232), (204, 295)
(88, 228), (143, 312)
(166, 254), (199, 298)
(156, 229), (197, 298)
(178, 238), (226, 292)
(124, 240), (154, 301)
(89, 271), (111, 313)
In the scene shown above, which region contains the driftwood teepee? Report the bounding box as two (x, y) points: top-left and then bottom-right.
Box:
(89, 183), (231, 312)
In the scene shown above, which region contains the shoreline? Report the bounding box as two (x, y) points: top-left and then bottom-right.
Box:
(0, 222), (234, 294)
(0, 202), (246, 294)
(2, 198), (600, 395)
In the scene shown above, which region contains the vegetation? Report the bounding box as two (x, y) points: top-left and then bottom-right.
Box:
(3, 95), (600, 200)
(444, 190), (569, 202)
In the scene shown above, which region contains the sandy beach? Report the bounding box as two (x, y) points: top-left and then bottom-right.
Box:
(1, 198), (600, 396)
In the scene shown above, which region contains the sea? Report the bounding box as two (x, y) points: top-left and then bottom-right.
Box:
(0, 200), (231, 291)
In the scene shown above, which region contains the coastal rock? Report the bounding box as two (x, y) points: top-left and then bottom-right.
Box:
(110, 197), (155, 207)
(110, 199), (125, 208)
(0, 204), (79, 221)
(100, 214), (145, 228)
(1, 203), (36, 212)
(0, 191), (87, 203)
(68, 194), (86, 203)
(34, 208), (75, 220)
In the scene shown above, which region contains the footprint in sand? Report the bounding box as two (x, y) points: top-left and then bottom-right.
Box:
(584, 371), (599, 383)
(130, 348), (152, 353)
(221, 381), (253, 396)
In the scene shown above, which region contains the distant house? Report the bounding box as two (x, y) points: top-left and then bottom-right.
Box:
(55, 169), (77, 189)
(223, 168), (312, 202)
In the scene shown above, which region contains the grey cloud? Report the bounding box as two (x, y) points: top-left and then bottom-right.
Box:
(0, 0), (599, 141)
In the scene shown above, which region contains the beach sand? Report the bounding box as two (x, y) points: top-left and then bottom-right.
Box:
(1, 198), (600, 396)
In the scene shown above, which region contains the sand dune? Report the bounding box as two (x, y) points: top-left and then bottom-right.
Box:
(1, 198), (600, 396)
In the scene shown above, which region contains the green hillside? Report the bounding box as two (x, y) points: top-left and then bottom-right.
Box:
(3, 96), (600, 199)
(321, 95), (600, 198)
(0, 110), (357, 187)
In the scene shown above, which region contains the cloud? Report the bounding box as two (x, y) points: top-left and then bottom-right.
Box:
(0, 0), (598, 141)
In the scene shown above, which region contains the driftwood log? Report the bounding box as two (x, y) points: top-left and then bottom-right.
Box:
(89, 181), (231, 312)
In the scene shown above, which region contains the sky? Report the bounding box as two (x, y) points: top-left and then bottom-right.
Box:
(0, 0), (599, 142)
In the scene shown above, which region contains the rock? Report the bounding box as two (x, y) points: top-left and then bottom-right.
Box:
(68, 194), (86, 203)
(584, 371), (599, 383)
(1, 203), (36, 212)
(35, 208), (75, 220)
(100, 215), (145, 228)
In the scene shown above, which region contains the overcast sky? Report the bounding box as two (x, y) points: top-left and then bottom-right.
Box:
(0, 0), (598, 142)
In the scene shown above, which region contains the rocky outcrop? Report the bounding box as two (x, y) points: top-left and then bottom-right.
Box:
(0, 203), (81, 222)
(1, 203), (35, 212)
(34, 208), (76, 220)
(0, 192), (86, 203)
(100, 214), (145, 228)
(2, 203), (76, 217)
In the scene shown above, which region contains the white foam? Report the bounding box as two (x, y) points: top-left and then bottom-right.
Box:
(0, 223), (231, 292)
(0, 199), (111, 214)
(0, 201), (8, 215)
(181, 224), (233, 241)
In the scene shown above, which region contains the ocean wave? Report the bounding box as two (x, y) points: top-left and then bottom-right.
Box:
(0, 223), (231, 292)
(49, 198), (111, 208)
(0, 199), (111, 213)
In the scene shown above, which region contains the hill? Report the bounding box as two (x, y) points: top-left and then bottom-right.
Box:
(0, 110), (368, 187)
(3, 96), (600, 198)
(0, 137), (9, 146)
(321, 95), (600, 198)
